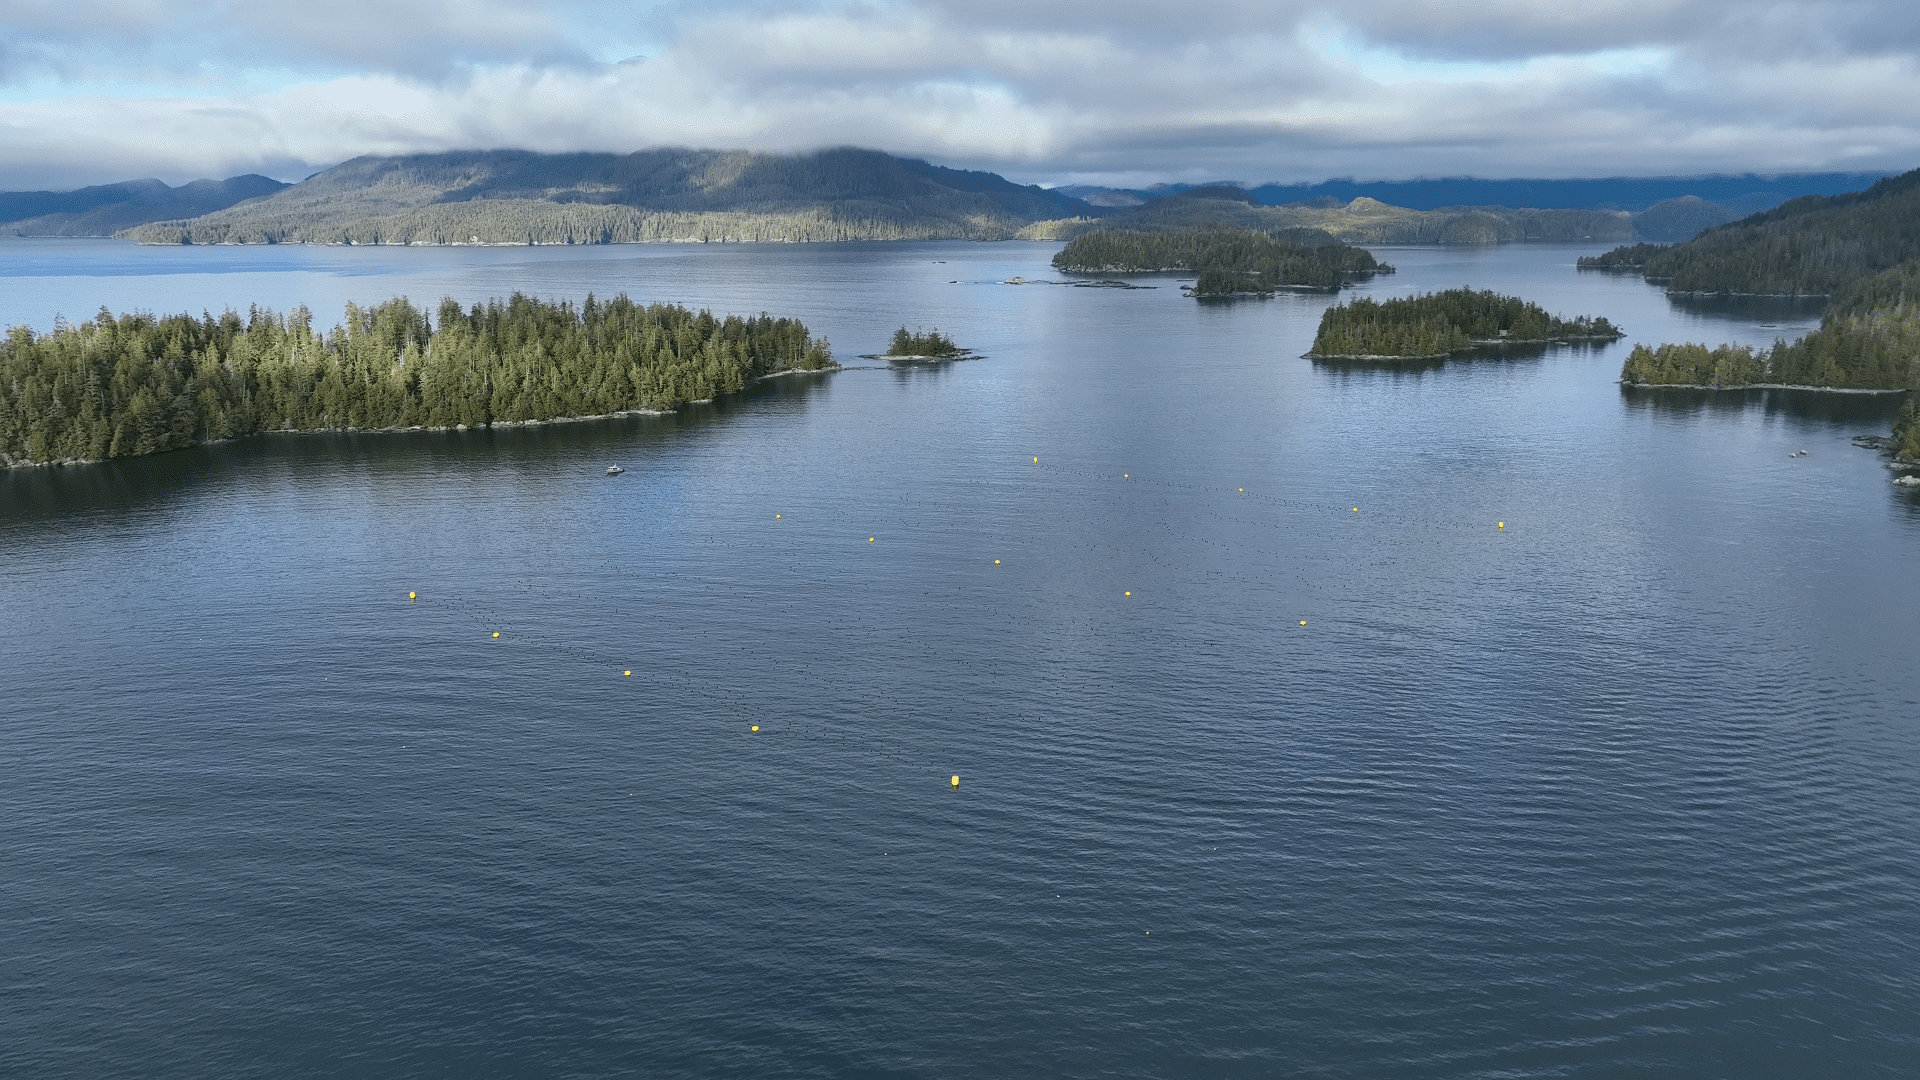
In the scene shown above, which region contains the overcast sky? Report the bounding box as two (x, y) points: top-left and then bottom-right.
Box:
(2, 0), (1917, 190)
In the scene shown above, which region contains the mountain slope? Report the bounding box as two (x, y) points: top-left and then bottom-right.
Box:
(121, 148), (1096, 245)
(3, 176), (288, 235)
(1635, 168), (1920, 295)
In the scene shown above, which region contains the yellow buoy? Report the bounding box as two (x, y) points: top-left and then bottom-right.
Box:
(492, 631), (500, 639)
(1299, 620), (1306, 626)
(869, 537), (875, 543)
(775, 513), (781, 519)
(994, 559), (1001, 564)
(752, 725), (760, 732)
(1124, 474), (1129, 479)
(951, 775), (960, 788)
(1033, 457), (1038, 463)
(1239, 488), (1244, 492)
(408, 591), (416, 600)
(1498, 521), (1505, 529)
(1124, 591), (1132, 597)
(1351, 507), (1358, 512)
(624, 670), (631, 677)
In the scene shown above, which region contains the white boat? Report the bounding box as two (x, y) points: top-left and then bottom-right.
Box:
(606, 466), (624, 475)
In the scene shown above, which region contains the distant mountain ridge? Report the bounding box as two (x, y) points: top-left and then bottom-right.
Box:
(1058, 172), (1893, 214)
(1020, 189), (1639, 245)
(2, 175), (287, 236)
(121, 148), (1096, 245)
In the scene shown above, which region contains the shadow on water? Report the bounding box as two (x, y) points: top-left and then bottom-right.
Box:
(1618, 383), (1910, 428)
(1311, 340), (1612, 379)
(1665, 293), (1829, 325)
(0, 367), (839, 530)
(885, 357), (963, 385)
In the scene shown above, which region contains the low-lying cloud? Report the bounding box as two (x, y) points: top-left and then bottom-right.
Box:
(2, 0), (1917, 189)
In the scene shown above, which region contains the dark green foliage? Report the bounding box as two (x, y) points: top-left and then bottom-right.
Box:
(1311, 289), (1622, 358)
(1191, 269), (1274, 297)
(1053, 228), (1389, 289)
(1892, 399), (1920, 462)
(1635, 168), (1920, 295)
(1619, 343), (1770, 387)
(1578, 243), (1669, 269)
(1621, 259), (1920, 391)
(0, 294), (832, 465)
(886, 327), (961, 357)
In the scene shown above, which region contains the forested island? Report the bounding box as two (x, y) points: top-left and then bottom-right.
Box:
(1308, 289), (1623, 359)
(883, 327), (969, 359)
(0, 294), (834, 466)
(1052, 227), (1390, 292)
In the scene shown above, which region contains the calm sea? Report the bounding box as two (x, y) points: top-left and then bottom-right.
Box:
(2, 238), (1916, 1079)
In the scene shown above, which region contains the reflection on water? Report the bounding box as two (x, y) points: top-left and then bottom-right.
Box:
(1620, 383), (1910, 427)
(1665, 291), (1829, 324)
(1, 369), (840, 531)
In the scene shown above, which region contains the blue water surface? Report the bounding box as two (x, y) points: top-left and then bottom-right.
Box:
(2, 238), (1916, 1078)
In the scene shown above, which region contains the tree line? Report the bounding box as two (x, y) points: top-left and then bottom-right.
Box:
(1577, 243), (1667, 269)
(1, 294), (833, 465)
(1309, 289), (1622, 358)
(1051, 227), (1391, 290)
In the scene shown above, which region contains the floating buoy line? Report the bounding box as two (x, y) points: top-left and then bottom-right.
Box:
(394, 449), (1519, 785)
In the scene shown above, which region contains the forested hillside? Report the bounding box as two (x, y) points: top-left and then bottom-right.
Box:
(120, 148), (1094, 245)
(1310, 289), (1622, 358)
(0, 295), (832, 465)
(1621, 260), (1920, 391)
(1591, 167), (1920, 295)
(1051, 227), (1388, 290)
(2, 175), (286, 235)
(1609, 166), (1920, 464)
(1022, 191), (1633, 244)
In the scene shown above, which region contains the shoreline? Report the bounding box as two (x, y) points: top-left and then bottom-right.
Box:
(1620, 380), (1907, 394)
(1307, 333), (1623, 360)
(2, 364), (843, 470)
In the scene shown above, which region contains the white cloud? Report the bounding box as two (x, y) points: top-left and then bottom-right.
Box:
(0, 0), (1917, 189)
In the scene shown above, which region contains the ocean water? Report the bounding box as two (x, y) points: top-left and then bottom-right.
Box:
(2, 238), (1916, 1078)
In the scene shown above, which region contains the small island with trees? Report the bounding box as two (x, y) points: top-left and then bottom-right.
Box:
(1307, 288), (1624, 359)
(1051, 226), (1392, 294)
(873, 327), (977, 361)
(1, 293), (836, 466)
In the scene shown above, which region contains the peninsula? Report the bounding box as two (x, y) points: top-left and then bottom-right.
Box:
(0, 294), (835, 466)
(1308, 289), (1622, 359)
